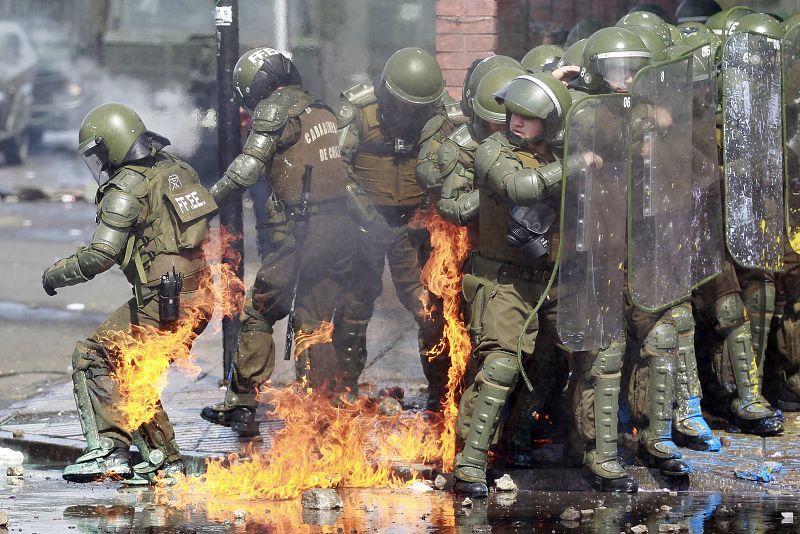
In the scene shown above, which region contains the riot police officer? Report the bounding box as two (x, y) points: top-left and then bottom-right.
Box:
(453, 73), (624, 496)
(200, 48), (360, 434)
(42, 103), (217, 483)
(336, 47), (449, 410)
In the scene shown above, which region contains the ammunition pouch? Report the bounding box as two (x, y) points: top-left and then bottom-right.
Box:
(505, 204), (556, 260)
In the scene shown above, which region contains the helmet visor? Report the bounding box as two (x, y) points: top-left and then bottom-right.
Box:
(78, 136), (110, 186)
(597, 54), (650, 91)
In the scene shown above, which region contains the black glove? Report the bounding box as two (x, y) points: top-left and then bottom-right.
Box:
(42, 272), (57, 296)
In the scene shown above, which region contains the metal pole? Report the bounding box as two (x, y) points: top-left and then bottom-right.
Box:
(215, 0), (243, 383)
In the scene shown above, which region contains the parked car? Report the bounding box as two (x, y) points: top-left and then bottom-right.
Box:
(0, 21), (37, 164)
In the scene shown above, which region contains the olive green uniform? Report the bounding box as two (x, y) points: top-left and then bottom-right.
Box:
(210, 87), (359, 408)
(690, 127), (782, 433)
(770, 243), (800, 405)
(44, 151), (216, 476)
(415, 101), (469, 197)
(335, 82), (449, 402)
(454, 131), (566, 485)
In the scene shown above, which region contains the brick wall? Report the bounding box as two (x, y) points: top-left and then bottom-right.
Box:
(435, 0), (680, 98)
(435, 0), (498, 98)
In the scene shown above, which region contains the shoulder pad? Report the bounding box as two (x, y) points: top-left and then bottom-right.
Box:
(474, 135), (505, 180)
(444, 101), (467, 123)
(253, 100), (289, 133)
(420, 115), (446, 144)
(449, 124), (478, 150)
(335, 99), (357, 129)
(271, 86), (318, 117)
(99, 189), (140, 229)
(107, 168), (148, 199)
(341, 83), (377, 106)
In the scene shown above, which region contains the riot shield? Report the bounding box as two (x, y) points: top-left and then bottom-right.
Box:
(627, 49), (723, 311)
(557, 94), (630, 351)
(723, 31), (784, 270)
(784, 26), (800, 252)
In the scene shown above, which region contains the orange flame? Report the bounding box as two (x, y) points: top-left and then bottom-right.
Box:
(159, 488), (456, 532)
(101, 227), (245, 431)
(410, 207), (473, 471)
(293, 321), (335, 361)
(171, 384), (442, 501)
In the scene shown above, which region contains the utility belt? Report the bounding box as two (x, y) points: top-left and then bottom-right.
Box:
(470, 251), (554, 284)
(360, 137), (418, 156)
(144, 265), (208, 293)
(257, 196), (349, 227)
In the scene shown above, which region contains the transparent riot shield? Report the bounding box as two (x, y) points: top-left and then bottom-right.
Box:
(723, 31), (784, 270)
(627, 49), (723, 311)
(557, 95), (630, 351)
(784, 26), (800, 252)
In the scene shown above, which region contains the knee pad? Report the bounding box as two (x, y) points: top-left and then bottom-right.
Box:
(669, 304), (694, 334)
(643, 321), (678, 358)
(480, 353), (518, 389)
(592, 340), (625, 376)
(715, 293), (746, 332)
(744, 283), (776, 315)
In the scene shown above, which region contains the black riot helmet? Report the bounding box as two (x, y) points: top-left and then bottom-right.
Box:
(233, 47), (302, 111)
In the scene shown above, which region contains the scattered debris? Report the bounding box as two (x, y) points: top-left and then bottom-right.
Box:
(720, 436), (731, 447)
(494, 474), (517, 492)
(233, 510), (246, 520)
(560, 507), (581, 521)
(378, 396), (403, 417)
(734, 461), (783, 483)
(781, 512), (794, 524)
(659, 505), (672, 512)
(434, 474), (447, 490)
(770, 451), (783, 458)
(300, 488), (343, 510)
(630, 525), (648, 533)
(408, 481), (433, 493)
(6, 466), (23, 477)
(461, 497), (473, 507)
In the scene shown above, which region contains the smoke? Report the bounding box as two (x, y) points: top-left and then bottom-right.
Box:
(80, 57), (206, 159)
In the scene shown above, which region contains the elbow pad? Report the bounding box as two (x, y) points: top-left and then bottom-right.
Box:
(210, 154), (264, 203)
(437, 189), (479, 226)
(500, 169), (548, 205)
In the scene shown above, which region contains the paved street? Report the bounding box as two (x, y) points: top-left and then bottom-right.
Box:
(3, 137), (800, 533)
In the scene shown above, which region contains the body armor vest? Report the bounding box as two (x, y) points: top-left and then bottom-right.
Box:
(271, 106), (349, 205)
(478, 146), (560, 265)
(353, 101), (423, 206)
(111, 153), (216, 286)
